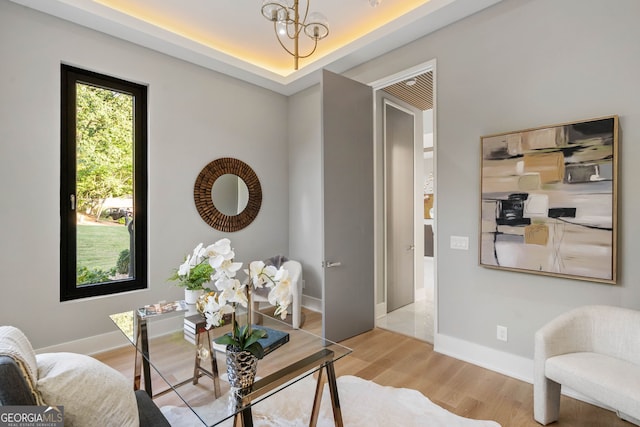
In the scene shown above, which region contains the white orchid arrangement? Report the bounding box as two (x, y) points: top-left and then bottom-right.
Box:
(173, 238), (292, 359)
(168, 238), (242, 290)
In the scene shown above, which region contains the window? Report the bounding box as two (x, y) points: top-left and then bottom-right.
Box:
(60, 65), (147, 301)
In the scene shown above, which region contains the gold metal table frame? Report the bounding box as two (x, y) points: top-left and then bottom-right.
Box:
(133, 314), (221, 399)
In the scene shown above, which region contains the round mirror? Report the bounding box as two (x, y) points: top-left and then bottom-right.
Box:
(194, 158), (262, 232)
(211, 174), (249, 216)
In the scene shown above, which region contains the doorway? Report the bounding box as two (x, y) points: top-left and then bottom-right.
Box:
(384, 101), (416, 313)
(371, 62), (436, 343)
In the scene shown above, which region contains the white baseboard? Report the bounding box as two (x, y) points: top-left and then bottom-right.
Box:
(434, 332), (534, 383)
(35, 330), (130, 356)
(35, 315), (184, 356)
(375, 302), (386, 319)
(301, 294), (322, 312)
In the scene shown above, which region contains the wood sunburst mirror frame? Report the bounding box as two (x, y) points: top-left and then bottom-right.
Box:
(194, 157), (262, 232)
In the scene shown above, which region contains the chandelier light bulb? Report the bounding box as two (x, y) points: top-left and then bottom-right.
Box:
(276, 21), (287, 36)
(261, 0), (288, 21)
(304, 12), (329, 40)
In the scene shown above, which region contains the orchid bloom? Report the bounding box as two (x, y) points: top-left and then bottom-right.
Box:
(210, 259), (243, 280)
(269, 269), (292, 319)
(203, 294), (234, 329)
(185, 238), (294, 336)
(247, 261), (265, 287)
(214, 277), (248, 307)
(206, 239), (240, 277)
(176, 242), (206, 279)
(191, 243), (205, 265)
(247, 261), (279, 288)
(177, 255), (192, 278)
(204, 238), (235, 260)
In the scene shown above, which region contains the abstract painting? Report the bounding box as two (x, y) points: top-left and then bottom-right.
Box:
(480, 116), (618, 283)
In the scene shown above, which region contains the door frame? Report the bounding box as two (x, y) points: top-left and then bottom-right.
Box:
(369, 59), (438, 333)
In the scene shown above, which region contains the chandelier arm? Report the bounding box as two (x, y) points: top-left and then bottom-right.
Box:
(296, 39), (319, 59)
(300, 0), (310, 27)
(287, 1), (307, 39)
(286, 20), (299, 40)
(272, 25), (297, 57)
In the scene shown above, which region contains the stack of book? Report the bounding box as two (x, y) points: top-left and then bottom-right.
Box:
(211, 325), (290, 356)
(183, 314), (208, 345)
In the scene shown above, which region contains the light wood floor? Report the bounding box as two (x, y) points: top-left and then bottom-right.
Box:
(95, 308), (631, 426)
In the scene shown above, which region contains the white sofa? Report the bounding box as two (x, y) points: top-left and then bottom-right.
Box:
(534, 305), (640, 425)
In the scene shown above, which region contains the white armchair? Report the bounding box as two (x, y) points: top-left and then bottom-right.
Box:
(252, 259), (303, 329)
(534, 305), (640, 425)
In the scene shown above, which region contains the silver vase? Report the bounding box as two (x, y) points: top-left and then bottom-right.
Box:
(225, 347), (258, 390)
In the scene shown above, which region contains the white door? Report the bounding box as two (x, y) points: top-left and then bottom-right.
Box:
(321, 70), (375, 342)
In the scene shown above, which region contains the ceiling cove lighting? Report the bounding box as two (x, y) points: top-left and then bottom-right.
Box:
(261, 0), (329, 70)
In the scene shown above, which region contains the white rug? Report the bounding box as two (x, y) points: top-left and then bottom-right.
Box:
(161, 375), (501, 427)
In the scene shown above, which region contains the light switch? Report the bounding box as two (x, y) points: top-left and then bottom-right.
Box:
(450, 235), (469, 250)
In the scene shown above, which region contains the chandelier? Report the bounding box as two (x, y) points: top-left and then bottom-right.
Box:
(261, 0), (329, 70)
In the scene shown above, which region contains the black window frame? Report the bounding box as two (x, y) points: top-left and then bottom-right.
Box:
(60, 64), (148, 301)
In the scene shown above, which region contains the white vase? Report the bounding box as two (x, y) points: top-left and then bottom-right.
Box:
(184, 289), (204, 304)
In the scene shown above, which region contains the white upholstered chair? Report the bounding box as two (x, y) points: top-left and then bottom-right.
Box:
(252, 259), (303, 329)
(534, 305), (640, 425)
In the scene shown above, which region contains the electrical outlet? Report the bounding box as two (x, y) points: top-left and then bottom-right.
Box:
(450, 235), (469, 250)
(496, 325), (508, 342)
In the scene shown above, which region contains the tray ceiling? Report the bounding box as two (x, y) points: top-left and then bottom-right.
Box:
(10, 0), (502, 94)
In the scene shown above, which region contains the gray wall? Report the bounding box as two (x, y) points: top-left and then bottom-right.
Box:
(346, 0), (640, 360)
(288, 86), (323, 302)
(0, 1), (289, 349)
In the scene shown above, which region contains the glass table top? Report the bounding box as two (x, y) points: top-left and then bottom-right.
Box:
(110, 305), (351, 426)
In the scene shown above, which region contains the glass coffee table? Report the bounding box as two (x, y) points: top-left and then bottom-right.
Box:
(110, 305), (351, 427)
